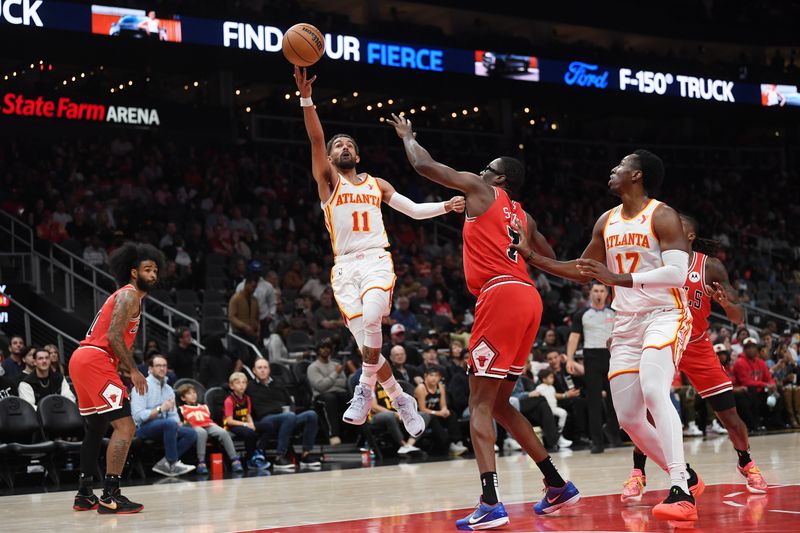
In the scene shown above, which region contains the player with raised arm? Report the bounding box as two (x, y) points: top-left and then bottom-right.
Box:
(511, 150), (702, 521)
(293, 67), (465, 439)
(387, 113), (579, 531)
(69, 243), (164, 514)
(620, 213), (767, 503)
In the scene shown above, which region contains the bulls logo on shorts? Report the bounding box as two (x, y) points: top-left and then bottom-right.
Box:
(470, 338), (499, 374)
(688, 271), (701, 283)
(101, 382), (125, 410)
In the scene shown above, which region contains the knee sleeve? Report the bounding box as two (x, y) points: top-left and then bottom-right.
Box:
(346, 316), (365, 351)
(362, 289), (390, 349)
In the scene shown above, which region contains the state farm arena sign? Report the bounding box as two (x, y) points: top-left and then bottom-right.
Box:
(1, 93), (160, 127)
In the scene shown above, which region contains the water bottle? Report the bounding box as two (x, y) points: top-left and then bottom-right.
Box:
(360, 448), (370, 467)
(369, 448), (376, 466)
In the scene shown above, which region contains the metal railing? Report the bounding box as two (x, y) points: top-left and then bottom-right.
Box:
(0, 209), (203, 357)
(6, 294), (81, 367)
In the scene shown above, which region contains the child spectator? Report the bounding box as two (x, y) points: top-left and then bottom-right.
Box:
(414, 366), (467, 456)
(177, 384), (243, 474)
(223, 372), (272, 470)
(536, 369), (572, 448)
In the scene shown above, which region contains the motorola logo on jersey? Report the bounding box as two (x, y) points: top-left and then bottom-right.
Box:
(222, 21), (361, 62)
(689, 271), (701, 283)
(0, 0), (43, 26)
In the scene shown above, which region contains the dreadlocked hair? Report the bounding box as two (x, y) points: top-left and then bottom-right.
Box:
(108, 242), (165, 287)
(680, 213), (722, 256)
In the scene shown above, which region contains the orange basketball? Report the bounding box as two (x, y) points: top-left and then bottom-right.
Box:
(282, 23), (326, 67)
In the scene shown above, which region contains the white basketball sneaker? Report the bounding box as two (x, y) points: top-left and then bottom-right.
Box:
(392, 393), (425, 438)
(342, 384), (372, 425)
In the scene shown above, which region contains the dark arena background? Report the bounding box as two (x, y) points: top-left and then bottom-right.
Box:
(0, 1), (798, 531)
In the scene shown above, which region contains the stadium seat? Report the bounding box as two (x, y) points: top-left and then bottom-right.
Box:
(173, 378), (208, 406)
(204, 387), (229, 426)
(177, 289), (200, 305)
(202, 302), (227, 318)
(37, 395), (84, 451)
(0, 397), (58, 487)
(203, 290), (228, 305)
(286, 330), (314, 353)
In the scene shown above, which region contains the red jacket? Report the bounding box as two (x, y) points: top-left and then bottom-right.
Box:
(732, 355), (775, 389)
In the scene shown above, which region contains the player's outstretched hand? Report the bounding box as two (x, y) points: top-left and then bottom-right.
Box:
(576, 258), (620, 286)
(131, 369), (148, 396)
(707, 281), (728, 306)
(446, 196), (465, 213)
(386, 113), (416, 139)
(293, 66), (316, 97)
(509, 217), (532, 260)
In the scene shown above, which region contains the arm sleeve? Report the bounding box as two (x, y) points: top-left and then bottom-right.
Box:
(18, 382), (36, 408)
(387, 191), (447, 220)
(630, 249), (689, 290)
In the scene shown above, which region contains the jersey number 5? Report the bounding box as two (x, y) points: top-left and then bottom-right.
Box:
(614, 252), (641, 273)
(507, 226), (520, 262)
(351, 211), (371, 232)
(684, 287), (703, 309)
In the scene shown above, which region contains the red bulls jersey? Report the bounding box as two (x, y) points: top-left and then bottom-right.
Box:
(79, 284), (142, 364)
(463, 187), (533, 296)
(684, 252), (712, 341)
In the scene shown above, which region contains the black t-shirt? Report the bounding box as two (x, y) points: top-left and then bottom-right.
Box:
(247, 378), (293, 420)
(424, 384), (441, 411)
(167, 345), (196, 380)
(392, 364), (422, 385)
(22, 371), (64, 405)
(0, 374), (17, 399)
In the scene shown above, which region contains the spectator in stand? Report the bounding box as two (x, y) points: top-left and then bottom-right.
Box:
(314, 288), (346, 346)
(369, 383), (420, 455)
(416, 344), (444, 376)
(1, 335), (26, 380)
(511, 362), (560, 452)
(300, 262), (327, 302)
(542, 329), (564, 353)
(236, 260), (276, 341)
(414, 366), (467, 456)
(431, 288), (455, 325)
(177, 383), (243, 474)
(732, 337), (777, 431)
(66, 209), (94, 243)
(266, 321), (291, 363)
(20, 345), (36, 378)
(223, 372), (271, 470)
(167, 327), (196, 380)
(545, 350), (588, 444)
(197, 335), (237, 388)
(228, 273), (261, 366)
(443, 340), (465, 382)
(131, 355), (197, 476)
(82, 236), (109, 268)
(390, 296), (420, 336)
(36, 212), (69, 243)
(229, 207), (256, 242)
(44, 344), (64, 376)
(410, 285), (432, 317)
(770, 341), (800, 428)
(0, 365), (17, 398)
(282, 260), (305, 292)
(18, 347), (75, 408)
(52, 199), (72, 227)
(290, 297), (314, 334)
(389, 345), (422, 385)
(382, 324), (421, 367)
(248, 358), (321, 470)
(536, 369), (572, 448)
(307, 338), (348, 445)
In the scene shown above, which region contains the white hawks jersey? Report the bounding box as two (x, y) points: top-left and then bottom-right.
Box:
(603, 199), (688, 313)
(321, 173), (389, 257)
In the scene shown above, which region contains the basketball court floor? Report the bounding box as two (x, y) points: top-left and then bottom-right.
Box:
(2, 432), (798, 532)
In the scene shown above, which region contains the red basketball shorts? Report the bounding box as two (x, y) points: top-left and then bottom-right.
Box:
(68, 346), (128, 416)
(468, 276), (542, 380)
(679, 333), (733, 398)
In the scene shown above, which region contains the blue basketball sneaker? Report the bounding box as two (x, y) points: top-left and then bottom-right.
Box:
(533, 480), (581, 515)
(456, 499), (509, 530)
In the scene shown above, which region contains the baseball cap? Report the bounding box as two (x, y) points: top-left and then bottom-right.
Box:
(713, 343), (730, 354)
(391, 324), (406, 335)
(424, 365), (444, 376)
(247, 260), (264, 273)
(742, 337), (760, 347)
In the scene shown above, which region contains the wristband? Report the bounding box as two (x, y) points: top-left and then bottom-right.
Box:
(300, 96), (313, 107)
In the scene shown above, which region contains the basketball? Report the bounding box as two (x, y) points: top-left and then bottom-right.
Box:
(282, 23), (326, 67)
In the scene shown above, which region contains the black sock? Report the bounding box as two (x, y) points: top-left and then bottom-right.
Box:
(633, 451), (647, 475)
(78, 473), (94, 495)
(103, 474), (120, 495)
(536, 456), (566, 488)
(735, 448), (751, 468)
(480, 472), (499, 505)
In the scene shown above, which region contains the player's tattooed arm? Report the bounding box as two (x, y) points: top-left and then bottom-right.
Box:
(705, 257), (744, 325)
(108, 290), (148, 394)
